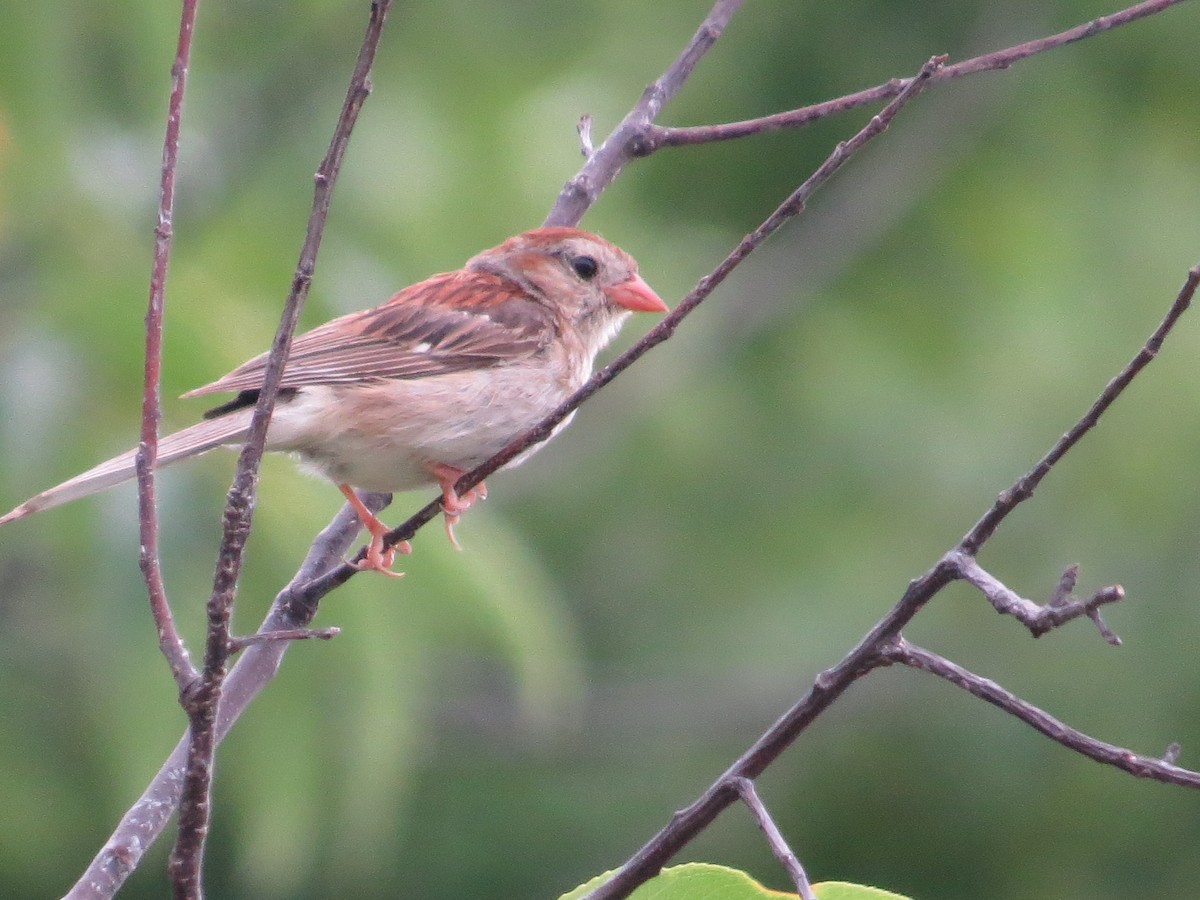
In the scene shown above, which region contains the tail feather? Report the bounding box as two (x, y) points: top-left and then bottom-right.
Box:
(0, 412), (253, 526)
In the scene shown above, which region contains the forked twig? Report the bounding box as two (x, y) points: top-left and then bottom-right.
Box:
(554, 1), (1190, 199)
(579, 261), (1200, 900)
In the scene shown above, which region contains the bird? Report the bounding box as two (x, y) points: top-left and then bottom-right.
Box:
(0, 227), (668, 575)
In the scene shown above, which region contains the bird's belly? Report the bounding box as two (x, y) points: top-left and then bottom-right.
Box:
(263, 367), (576, 493)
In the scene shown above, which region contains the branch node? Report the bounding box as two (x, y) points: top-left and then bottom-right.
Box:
(952, 554), (1125, 641)
(1163, 742), (1182, 765)
(626, 129), (654, 158)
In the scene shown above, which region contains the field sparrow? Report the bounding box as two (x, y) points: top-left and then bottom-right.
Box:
(0, 227), (667, 574)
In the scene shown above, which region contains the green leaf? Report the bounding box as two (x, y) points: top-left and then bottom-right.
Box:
(814, 881), (913, 900)
(560, 863), (912, 900)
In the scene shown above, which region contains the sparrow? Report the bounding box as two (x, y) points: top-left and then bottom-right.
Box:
(0, 227), (667, 575)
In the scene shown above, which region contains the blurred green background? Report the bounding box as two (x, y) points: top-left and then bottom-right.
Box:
(2, 1), (1199, 898)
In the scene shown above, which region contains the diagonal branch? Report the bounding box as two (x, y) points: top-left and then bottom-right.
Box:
(960, 261), (1199, 555)
(578, 256), (1200, 900)
(543, 0), (745, 227)
(730, 777), (817, 900)
(885, 638), (1200, 788)
(641, 0), (1189, 151)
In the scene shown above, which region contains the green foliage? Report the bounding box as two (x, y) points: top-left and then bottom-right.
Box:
(2, 1), (1200, 899)
(562, 864), (912, 900)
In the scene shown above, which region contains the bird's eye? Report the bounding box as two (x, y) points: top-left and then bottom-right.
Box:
(571, 255), (599, 280)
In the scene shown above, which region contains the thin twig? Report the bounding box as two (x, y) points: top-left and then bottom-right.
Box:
(580, 256), (1200, 900)
(543, 0), (746, 227)
(165, 2), (393, 895)
(729, 777), (817, 900)
(643, 0), (1189, 151)
(135, 0), (200, 696)
(885, 638), (1200, 787)
(62, 497), (380, 899)
(960, 262), (1199, 554)
(228, 626), (341, 651)
(949, 554), (1125, 642)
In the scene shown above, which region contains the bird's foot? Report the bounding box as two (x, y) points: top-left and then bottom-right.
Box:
(339, 483), (411, 577)
(427, 464), (487, 551)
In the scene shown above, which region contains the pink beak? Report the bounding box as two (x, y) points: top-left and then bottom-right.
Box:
(610, 273), (669, 313)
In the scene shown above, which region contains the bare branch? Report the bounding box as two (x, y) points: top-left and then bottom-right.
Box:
(730, 777), (816, 900)
(886, 639), (1200, 788)
(543, 0), (746, 227)
(949, 554), (1126, 642)
(643, 0), (1189, 151)
(63, 497), (377, 899)
(228, 627), (341, 651)
(135, 0), (200, 695)
(160, 2), (395, 896)
(960, 261), (1199, 554)
(579, 255), (1200, 900)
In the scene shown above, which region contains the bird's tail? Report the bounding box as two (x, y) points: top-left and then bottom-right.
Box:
(0, 412), (253, 527)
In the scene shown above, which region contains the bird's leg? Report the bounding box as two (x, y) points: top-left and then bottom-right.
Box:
(338, 484), (411, 577)
(426, 463), (487, 551)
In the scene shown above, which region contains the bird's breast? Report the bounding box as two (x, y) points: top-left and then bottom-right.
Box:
(262, 360), (582, 493)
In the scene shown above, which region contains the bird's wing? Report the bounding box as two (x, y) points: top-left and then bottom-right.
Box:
(183, 270), (556, 399)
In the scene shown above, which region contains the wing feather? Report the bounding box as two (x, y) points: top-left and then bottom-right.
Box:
(184, 270), (556, 399)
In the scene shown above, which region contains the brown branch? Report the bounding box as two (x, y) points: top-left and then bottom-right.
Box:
(642, 0), (1189, 151)
(959, 261), (1199, 555)
(885, 639), (1200, 788)
(164, 2), (393, 896)
(730, 777), (816, 900)
(579, 257), (1200, 900)
(63, 497), (377, 900)
(228, 626), (341, 651)
(135, 0), (200, 696)
(543, 0), (746, 227)
(950, 556), (1125, 643)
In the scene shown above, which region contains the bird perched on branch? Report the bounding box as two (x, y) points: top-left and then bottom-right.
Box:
(0, 227), (667, 575)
